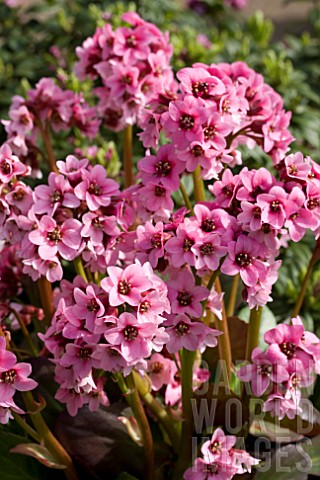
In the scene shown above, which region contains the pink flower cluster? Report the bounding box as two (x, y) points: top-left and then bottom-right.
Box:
(37, 253), (218, 414)
(40, 262), (213, 415)
(139, 62), (293, 172)
(2, 78), (100, 168)
(131, 151), (319, 309)
(74, 12), (174, 131)
(238, 317), (320, 420)
(184, 428), (259, 480)
(0, 154), (125, 282)
(0, 337), (37, 424)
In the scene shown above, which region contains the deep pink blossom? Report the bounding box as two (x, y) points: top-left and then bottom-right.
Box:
(29, 216), (82, 261)
(168, 270), (208, 317)
(74, 164), (119, 211)
(101, 264), (152, 306)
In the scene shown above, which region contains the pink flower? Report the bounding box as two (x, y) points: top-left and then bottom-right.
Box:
(138, 144), (184, 191)
(192, 234), (227, 271)
(168, 270), (208, 317)
(101, 264), (152, 306)
(202, 113), (233, 151)
(184, 457), (237, 480)
(263, 389), (300, 420)
(56, 155), (89, 184)
(177, 67), (226, 99)
(70, 285), (105, 333)
(0, 337), (37, 403)
(264, 323), (313, 372)
(163, 96), (207, 149)
(81, 212), (120, 246)
(201, 428), (236, 464)
(60, 342), (98, 379)
(166, 314), (222, 353)
(33, 172), (80, 215)
(104, 312), (159, 362)
(285, 152), (311, 181)
(165, 221), (198, 267)
(221, 235), (267, 287)
(147, 353), (173, 390)
(257, 186), (295, 229)
(74, 164), (119, 211)
(285, 187), (319, 241)
(0, 144), (27, 183)
(29, 216), (82, 261)
(237, 346), (289, 396)
(135, 221), (171, 267)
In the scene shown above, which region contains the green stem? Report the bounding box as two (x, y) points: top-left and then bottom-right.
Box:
(132, 371), (180, 453)
(214, 277), (232, 381)
(180, 180), (193, 213)
(73, 256), (88, 283)
(125, 373), (154, 480)
(22, 391), (78, 480)
(8, 307), (38, 357)
(37, 120), (58, 173)
(123, 125), (134, 188)
(172, 349), (196, 480)
(192, 165), (205, 203)
(245, 306), (263, 362)
(12, 412), (41, 443)
(37, 277), (54, 328)
(227, 274), (239, 318)
(292, 238), (320, 318)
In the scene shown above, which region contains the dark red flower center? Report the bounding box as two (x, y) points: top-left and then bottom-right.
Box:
(192, 81), (209, 97)
(270, 200), (281, 212)
(177, 290), (193, 306)
(139, 300), (151, 314)
(92, 217), (104, 229)
(209, 441), (222, 454)
(175, 321), (190, 336)
(151, 233), (162, 248)
(151, 361), (163, 374)
(1, 161), (11, 174)
(155, 161), (172, 176)
(87, 298), (100, 312)
(118, 280), (131, 295)
(78, 347), (92, 359)
(200, 242), (214, 255)
(123, 325), (138, 341)
(280, 342), (297, 359)
(257, 364), (273, 376)
(201, 218), (215, 233)
(179, 114), (195, 131)
(88, 182), (101, 196)
(12, 188), (26, 201)
(155, 185), (166, 197)
(235, 252), (252, 267)
(204, 126), (216, 140)
(183, 238), (194, 251)
(191, 145), (204, 157)
(47, 226), (62, 243)
(50, 189), (63, 204)
(1, 369), (17, 384)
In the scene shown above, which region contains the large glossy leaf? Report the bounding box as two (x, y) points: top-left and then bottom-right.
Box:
(10, 443), (66, 469)
(54, 404), (144, 480)
(0, 430), (51, 480)
(255, 436), (320, 479)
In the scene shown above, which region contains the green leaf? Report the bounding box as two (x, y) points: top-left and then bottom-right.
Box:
(10, 443), (66, 470)
(0, 431), (50, 480)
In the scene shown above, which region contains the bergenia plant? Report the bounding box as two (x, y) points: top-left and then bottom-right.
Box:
(0, 10), (320, 480)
